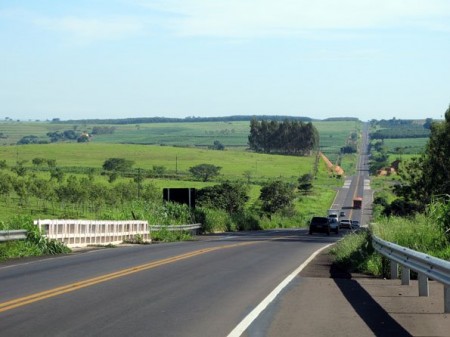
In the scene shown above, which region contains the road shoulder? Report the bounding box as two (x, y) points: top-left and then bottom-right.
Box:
(266, 247), (450, 337)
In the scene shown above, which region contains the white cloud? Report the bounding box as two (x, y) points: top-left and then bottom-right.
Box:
(143, 0), (450, 38)
(35, 16), (144, 43)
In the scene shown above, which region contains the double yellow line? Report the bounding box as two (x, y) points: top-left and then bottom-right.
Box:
(0, 241), (256, 313)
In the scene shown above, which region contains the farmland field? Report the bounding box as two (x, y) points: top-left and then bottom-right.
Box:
(0, 143), (316, 181)
(382, 137), (428, 155)
(0, 119), (359, 163)
(0, 119), (359, 227)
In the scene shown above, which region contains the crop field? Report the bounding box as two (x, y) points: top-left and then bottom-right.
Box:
(0, 120), (360, 162)
(382, 137), (428, 155)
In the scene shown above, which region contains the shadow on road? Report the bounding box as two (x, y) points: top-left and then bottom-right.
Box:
(333, 277), (412, 337)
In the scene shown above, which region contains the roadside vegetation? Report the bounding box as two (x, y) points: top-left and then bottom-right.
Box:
(332, 109), (450, 277)
(0, 118), (359, 260)
(0, 216), (70, 262)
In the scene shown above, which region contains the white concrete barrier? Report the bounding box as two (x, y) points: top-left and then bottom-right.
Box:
(34, 219), (151, 248)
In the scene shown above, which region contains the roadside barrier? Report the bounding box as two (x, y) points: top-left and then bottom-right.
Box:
(0, 230), (27, 242)
(372, 234), (450, 313)
(3, 221), (202, 248)
(149, 224), (201, 235)
(34, 219), (151, 248)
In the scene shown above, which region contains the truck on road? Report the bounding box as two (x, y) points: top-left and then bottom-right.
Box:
(353, 197), (362, 209)
(327, 209), (339, 222)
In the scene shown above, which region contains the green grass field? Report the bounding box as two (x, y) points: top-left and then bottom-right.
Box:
(0, 120), (359, 161)
(0, 119), (358, 227)
(383, 137), (428, 155)
(1, 143), (316, 181)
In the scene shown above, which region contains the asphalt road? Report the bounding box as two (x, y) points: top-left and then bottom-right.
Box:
(0, 230), (341, 337)
(330, 123), (372, 227)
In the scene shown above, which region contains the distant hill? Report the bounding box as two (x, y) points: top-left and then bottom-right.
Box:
(52, 115), (316, 125)
(322, 117), (360, 122)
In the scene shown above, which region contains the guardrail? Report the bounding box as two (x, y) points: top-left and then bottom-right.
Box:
(0, 230), (27, 242)
(372, 234), (450, 313)
(149, 224), (202, 234)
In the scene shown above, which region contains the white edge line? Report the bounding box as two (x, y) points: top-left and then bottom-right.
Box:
(227, 243), (334, 337)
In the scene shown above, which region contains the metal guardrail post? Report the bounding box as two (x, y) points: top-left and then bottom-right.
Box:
(401, 266), (410, 285)
(418, 273), (429, 297)
(445, 285), (450, 313)
(390, 261), (398, 279)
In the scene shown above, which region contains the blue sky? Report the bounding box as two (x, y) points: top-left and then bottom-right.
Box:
(1, 0), (450, 121)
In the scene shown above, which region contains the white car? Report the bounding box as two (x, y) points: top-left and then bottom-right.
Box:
(339, 219), (352, 229)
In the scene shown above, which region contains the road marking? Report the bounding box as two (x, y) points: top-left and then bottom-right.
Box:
(227, 243), (334, 337)
(0, 241), (256, 313)
(343, 180), (351, 188)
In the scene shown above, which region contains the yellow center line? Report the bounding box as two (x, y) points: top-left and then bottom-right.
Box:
(0, 241), (257, 313)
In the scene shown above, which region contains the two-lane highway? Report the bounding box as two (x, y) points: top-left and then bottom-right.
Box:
(330, 123), (371, 226)
(0, 230), (339, 336)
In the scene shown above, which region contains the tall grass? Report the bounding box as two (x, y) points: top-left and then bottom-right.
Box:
(0, 216), (70, 261)
(371, 214), (450, 259)
(332, 199), (450, 277)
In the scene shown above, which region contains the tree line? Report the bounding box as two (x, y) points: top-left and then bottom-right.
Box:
(248, 119), (319, 155)
(53, 115), (313, 125)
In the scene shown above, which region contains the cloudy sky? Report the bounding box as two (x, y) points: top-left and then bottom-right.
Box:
(1, 0), (450, 121)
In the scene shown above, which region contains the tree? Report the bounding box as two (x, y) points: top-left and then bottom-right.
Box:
(210, 140), (225, 150)
(32, 157), (46, 167)
(394, 104), (450, 209)
(248, 119), (319, 155)
(50, 168), (65, 183)
(17, 135), (41, 145)
(298, 174), (313, 194)
(102, 158), (134, 172)
(259, 180), (296, 215)
(189, 164), (221, 182)
(197, 181), (249, 214)
(152, 165), (167, 176)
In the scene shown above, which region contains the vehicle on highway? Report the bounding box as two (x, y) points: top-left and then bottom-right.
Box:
(329, 218), (339, 234)
(327, 209), (339, 223)
(353, 197), (362, 209)
(339, 211), (346, 217)
(339, 219), (352, 229)
(351, 220), (360, 230)
(309, 216), (331, 235)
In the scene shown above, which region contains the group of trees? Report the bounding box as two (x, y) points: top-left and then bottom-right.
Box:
(387, 105), (450, 222)
(368, 140), (389, 174)
(0, 155), (313, 229)
(248, 119), (319, 155)
(17, 130), (91, 145)
(196, 179), (300, 221)
(370, 118), (431, 139)
(55, 115), (313, 125)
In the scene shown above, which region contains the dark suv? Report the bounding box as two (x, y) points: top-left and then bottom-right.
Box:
(309, 216), (331, 235)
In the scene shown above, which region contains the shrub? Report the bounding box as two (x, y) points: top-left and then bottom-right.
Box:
(195, 207), (233, 233)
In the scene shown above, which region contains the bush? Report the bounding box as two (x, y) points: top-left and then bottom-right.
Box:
(195, 207), (234, 233)
(232, 211), (261, 231)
